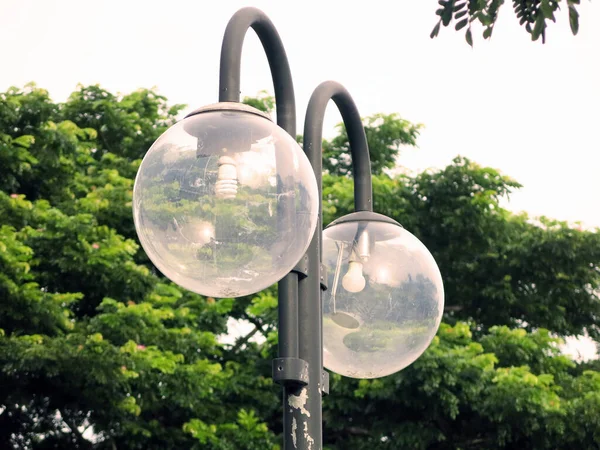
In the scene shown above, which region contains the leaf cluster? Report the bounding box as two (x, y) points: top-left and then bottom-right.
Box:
(0, 85), (277, 449)
(430, 0), (581, 45)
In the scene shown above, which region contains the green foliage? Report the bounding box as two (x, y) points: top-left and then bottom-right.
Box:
(0, 85), (276, 449)
(408, 160), (600, 337)
(242, 90), (276, 115)
(324, 322), (599, 449)
(431, 0), (582, 45)
(324, 113), (422, 176)
(1, 86), (598, 449)
(183, 409), (277, 450)
(62, 84), (185, 161)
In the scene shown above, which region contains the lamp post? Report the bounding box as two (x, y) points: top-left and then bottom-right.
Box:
(133, 7), (444, 450)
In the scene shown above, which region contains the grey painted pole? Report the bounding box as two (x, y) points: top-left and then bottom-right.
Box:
(303, 81), (373, 214)
(218, 9), (374, 449)
(217, 8), (305, 450)
(218, 7), (296, 134)
(297, 81), (373, 449)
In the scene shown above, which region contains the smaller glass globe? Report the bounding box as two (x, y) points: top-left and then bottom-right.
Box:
(133, 103), (319, 298)
(322, 212), (444, 379)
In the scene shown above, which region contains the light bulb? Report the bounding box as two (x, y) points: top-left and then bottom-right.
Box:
(342, 261), (366, 293)
(133, 109), (319, 299)
(214, 155), (238, 199)
(322, 214), (444, 379)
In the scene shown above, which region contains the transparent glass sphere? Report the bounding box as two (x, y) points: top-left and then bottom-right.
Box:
(322, 214), (444, 379)
(133, 106), (319, 298)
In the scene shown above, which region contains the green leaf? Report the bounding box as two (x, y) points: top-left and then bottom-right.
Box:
(183, 419), (218, 444)
(247, 291), (277, 317)
(119, 396), (141, 416)
(430, 22), (442, 38)
(441, 0), (454, 25)
(453, 1), (467, 12)
(465, 27), (473, 46)
(569, 5), (579, 35)
(540, 0), (553, 19)
(12, 135), (35, 148)
(531, 15), (545, 41)
(455, 18), (469, 31)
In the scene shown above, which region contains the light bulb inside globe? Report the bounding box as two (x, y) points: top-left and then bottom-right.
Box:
(214, 155), (238, 199)
(132, 103), (320, 298)
(342, 260), (366, 293)
(322, 211), (444, 379)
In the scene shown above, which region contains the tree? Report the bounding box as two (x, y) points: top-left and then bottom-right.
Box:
(324, 323), (600, 449)
(0, 85), (598, 449)
(321, 159), (600, 339)
(323, 113), (421, 177)
(0, 84), (278, 449)
(430, 0), (583, 46)
(242, 90), (275, 115)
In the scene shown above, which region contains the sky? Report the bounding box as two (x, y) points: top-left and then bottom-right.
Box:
(1, 0), (599, 228)
(1, 0), (598, 356)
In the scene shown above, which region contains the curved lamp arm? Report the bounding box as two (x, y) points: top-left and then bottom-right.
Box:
(219, 7), (296, 135)
(219, 7), (299, 360)
(219, 9), (306, 450)
(304, 80), (373, 213)
(296, 81), (373, 450)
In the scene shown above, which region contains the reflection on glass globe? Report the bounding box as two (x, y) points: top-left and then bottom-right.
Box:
(133, 104), (319, 298)
(322, 212), (444, 379)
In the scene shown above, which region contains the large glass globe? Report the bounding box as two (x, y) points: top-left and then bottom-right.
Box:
(322, 212), (444, 379)
(133, 103), (319, 298)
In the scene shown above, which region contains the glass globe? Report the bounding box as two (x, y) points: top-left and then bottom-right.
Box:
(322, 212), (444, 379)
(133, 103), (319, 298)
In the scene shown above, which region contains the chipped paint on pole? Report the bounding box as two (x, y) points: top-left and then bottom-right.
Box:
(288, 388), (315, 448)
(304, 422), (315, 450)
(288, 388), (311, 417)
(291, 417), (298, 448)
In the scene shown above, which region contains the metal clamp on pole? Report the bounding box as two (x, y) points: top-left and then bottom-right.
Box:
(320, 263), (328, 291)
(321, 371), (330, 396)
(272, 357), (310, 386)
(291, 254), (309, 279)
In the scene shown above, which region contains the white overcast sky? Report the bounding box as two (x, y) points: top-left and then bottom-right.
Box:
(1, 0), (598, 228)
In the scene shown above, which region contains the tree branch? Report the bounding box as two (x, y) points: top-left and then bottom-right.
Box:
(444, 305), (463, 312)
(346, 426), (370, 436)
(231, 326), (261, 352)
(241, 312), (266, 333)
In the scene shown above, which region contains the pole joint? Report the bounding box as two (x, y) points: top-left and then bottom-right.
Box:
(272, 357), (310, 386)
(321, 371), (330, 395)
(291, 254), (309, 278)
(320, 264), (328, 291)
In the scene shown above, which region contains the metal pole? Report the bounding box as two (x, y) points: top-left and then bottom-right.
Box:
(300, 80), (373, 449)
(218, 7), (296, 134)
(218, 9), (374, 448)
(217, 8), (307, 449)
(303, 80), (373, 213)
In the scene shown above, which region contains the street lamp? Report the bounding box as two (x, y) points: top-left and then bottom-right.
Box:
(132, 7), (444, 450)
(132, 102), (319, 298)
